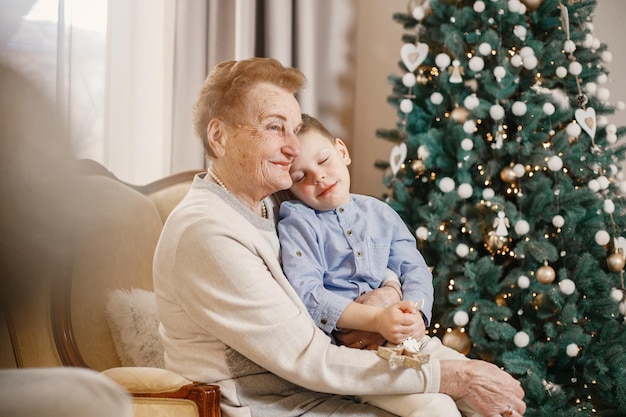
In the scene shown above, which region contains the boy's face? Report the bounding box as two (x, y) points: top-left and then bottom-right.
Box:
(289, 130), (352, 211)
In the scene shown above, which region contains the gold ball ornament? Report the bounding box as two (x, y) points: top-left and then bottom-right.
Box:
(520, 0), (543, 11)
(442, 329), (471, 355)
(411, 159), (426, 174)
(450, 106), (469, 123)
(607, 252), (626, 272)
(500, 166), (517, 184)
(537, 264), (556, 284)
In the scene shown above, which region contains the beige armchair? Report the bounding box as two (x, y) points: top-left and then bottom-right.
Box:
(2, 160), (221, 417)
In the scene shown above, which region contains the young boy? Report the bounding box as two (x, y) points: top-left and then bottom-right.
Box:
(277, 114), (478, 417)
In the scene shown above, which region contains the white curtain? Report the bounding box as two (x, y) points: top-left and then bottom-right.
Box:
(0, 0), (356, 185)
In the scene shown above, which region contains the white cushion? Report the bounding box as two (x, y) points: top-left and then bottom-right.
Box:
(105, 288), (164, 368)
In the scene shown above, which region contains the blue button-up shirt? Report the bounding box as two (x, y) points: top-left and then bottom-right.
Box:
(277, 194), (433, 334)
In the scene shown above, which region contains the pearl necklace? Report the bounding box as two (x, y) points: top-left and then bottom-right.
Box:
(208, 168), (267, 219)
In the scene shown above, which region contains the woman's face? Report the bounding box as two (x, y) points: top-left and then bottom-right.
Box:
(224, 82), (303, 199)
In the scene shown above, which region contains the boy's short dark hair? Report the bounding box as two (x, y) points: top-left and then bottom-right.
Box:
(299, 114), (334, 142)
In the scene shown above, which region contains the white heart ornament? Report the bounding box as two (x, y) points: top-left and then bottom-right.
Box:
(401, 43), (429, 73)
(575, 107), (596, 139)
(390, 142), (407, 175)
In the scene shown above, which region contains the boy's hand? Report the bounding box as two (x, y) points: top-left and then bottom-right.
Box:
(374, 300), (421, 344)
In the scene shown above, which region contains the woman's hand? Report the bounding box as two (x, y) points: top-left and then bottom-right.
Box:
(439, 359), (526, 417)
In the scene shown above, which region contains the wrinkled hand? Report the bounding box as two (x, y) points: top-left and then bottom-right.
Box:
(355, 285), (401, 307)
(440, 359), (526, 417)
(333, 286), (402, 349)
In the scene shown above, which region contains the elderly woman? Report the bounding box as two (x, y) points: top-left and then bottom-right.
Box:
(153, 57), (526, 417)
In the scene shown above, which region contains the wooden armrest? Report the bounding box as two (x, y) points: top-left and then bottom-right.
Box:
(102, 367), (221, 417)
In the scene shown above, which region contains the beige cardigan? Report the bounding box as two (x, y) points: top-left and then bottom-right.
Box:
(153, 175), (441, 417)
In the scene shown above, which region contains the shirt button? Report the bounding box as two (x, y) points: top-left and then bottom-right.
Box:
(356, 251), (362, 257)
(347, 229), (353, 235)
(339, 207), (345, 213)
(320, 318), (328, 325)
(296, 251), (302, 257)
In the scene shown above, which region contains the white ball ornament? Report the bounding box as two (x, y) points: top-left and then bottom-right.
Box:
(514, 331), (530, 348)
(606, 133), (617, 145)
(514, 220), (530, 235)
(523, 55), (538, 70)
(493, 66), (506, 81)
(595, 230), (611, 246)
(592, 38), (601, 50)
(417, 145), (430, 159)
(511, 54), (523, 67)
(416, 226), (429, 241)
(400, 99), (413, 114)
(519, 46), (534, 58)
(552, 215), (565, 228)
(569, 61), (583, 76)
(617, 101), (625, 111)
(597, 175), (609, 190)
(603, 199), (615, 214)
(597, 87), (610, 102)
(489, 104), (505, 120)
(606, 124), (617, 135)
(402, 72), (417, 87)
(566, 343), (579, 357)
(430, 92), (444, 105)
(458, 183), (473, 199)
(514, 25), (527, 41)
(597, 73), (608, 85)
(482, 188), (495, 200)
(564, 40), (576, 54)
(456, 243), (470, 257)
(559, 279), (576, 295)
(463, 120), (476, 134)
(620, 300), (626, 316)
(508, 0), (521, 12)
(547, 155), (563, 172)
(461, 138), (474, 151)
(469, 56), (485, 72)
(435, 53), (451, 70)
(566, 122), (582, 137)
(585, 82), (597, 95)
(611, 288), (624, 302)
(478, 42), (492, 56)
(556, 66), (568, 78)
(464, 94), (480, 110)
(473, 0), (486, 13)
(597, 115), (607, 128)
(517, 275), (530, 289)
(588, 179), (600, 192)
(512, 101), (527, 116)
(439, 177), (455, 193)
(620, 181), (626, 195)
(513, 163), (525, 178)
(412, 5), (426, 20)
(453, 310), (470, 326)
(543, 102), (555, 116)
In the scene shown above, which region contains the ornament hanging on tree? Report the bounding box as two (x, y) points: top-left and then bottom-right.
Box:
(537, 262), (556, 284)
(607, 250), (625, 272)
(389, 142), (407, 175)
(442, 329), (471, 355)
(449, 60), (463, 83)
(520, 0), (543, 12)
(494, 211), (510, 237)
(401, 42), (429, 73)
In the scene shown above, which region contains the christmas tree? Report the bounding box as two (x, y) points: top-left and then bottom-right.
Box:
(376, 0), (626, 415)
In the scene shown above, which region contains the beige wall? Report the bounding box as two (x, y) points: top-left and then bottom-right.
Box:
(350, 0), (626, 198)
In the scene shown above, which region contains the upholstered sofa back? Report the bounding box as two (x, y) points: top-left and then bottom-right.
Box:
(2, 165), (198, 371)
